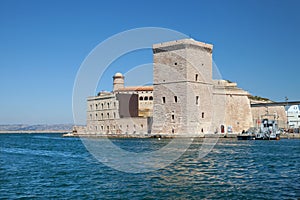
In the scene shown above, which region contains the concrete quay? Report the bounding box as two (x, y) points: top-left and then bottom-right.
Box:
(63, 132), (239, 138)
(63, 132), (300, 140)
(280, 133), (300, 139)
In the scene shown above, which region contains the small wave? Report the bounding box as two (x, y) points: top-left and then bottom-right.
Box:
(32, 135), (79, 141)
(1, 147), (84, 159)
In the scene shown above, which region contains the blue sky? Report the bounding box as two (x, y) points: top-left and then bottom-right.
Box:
(0, 0), (299, 125)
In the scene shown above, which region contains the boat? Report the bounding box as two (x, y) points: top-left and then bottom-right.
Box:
(254, 118), (280, 140)
(237, 131), (255, 140)
(238, 113), (281, 141)
(62, 132), (75, 137)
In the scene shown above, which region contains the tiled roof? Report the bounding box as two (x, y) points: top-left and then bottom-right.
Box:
(115, 86), (153, 92)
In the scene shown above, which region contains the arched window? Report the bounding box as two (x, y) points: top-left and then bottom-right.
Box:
(139, 96), (143, 101)
(107, 103), (110, 109)
(107, 113), (109, 119)
(101, 113), (103, 120)
(101, 103), (104, 109)
(95, 113), (98, 119)
(90, 114), (92, 120)
(149, 96), (153, 100)
(174, 96), (177, 103)
(144, 96), (148, 100)
(95, 104), (98, 110)
(195, 74), (198, 81)
(113, 112), (116, 119)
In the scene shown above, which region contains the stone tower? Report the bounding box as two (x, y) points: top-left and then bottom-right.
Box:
(113, 72), (124, 91)
(151, 39), (214, 135)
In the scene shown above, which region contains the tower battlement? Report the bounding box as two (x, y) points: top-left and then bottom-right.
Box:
(153, 39), (213, 54)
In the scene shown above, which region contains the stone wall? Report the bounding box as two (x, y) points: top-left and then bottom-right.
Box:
(152, 39), (214, 135)
(213, 80), (253, 133)
(225, 95), (253, 133)
(87, 117), (149, 135)
(116, 93), (138, 118)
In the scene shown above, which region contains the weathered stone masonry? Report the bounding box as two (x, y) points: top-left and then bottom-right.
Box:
(83, 38), (286, 135)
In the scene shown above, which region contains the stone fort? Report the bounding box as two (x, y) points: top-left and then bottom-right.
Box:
(82, 39), (286, 136)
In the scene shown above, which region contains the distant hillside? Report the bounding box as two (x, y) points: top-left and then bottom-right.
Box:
(0, 124), (74, 131)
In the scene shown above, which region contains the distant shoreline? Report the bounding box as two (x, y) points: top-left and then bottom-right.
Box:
(0, 130), (70, 134)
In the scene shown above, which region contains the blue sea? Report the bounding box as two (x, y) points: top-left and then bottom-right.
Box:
(1, 133), (299, 199)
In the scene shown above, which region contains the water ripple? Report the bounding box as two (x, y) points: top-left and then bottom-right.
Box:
(0, 134), (299, 199)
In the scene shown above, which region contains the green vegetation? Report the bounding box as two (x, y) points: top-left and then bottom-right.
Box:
(249, 95), (270, 102)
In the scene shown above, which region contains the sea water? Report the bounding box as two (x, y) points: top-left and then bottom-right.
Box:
(1, 134), (299, 199)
